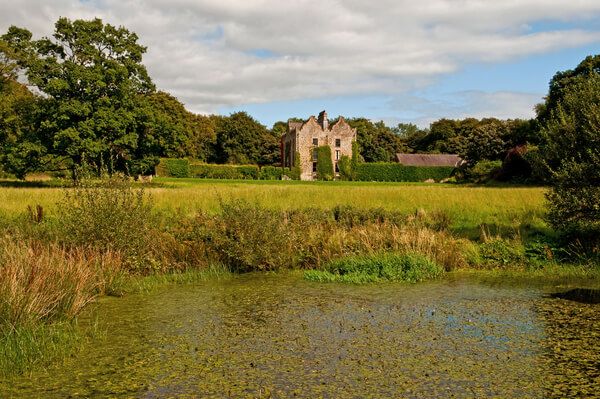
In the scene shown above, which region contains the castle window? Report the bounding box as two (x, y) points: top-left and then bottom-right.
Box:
(335, 150), (340, 160)
(335, 138), (341, 147)
(312, 162), (317, 173)
(335, 163), (339, 173)
(312, 138), (318, 146)
(312, 149), (318, 161)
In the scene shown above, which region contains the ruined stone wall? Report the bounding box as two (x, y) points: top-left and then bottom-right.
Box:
(282, 113), (356, 180)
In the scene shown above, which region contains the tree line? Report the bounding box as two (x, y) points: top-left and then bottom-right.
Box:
(0, 17), (541, 182)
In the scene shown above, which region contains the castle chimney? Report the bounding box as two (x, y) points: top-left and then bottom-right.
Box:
(318, 110), (328, 130)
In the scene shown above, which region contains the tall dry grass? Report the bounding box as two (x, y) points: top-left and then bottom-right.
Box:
(178, 201), (471, 272)
(0, 237), (122, 329)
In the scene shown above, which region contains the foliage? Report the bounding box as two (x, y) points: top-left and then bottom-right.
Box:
(2, 18), (156, 180)
(354, 162), (454, 182)
(304, 253), (444, 283)
(138, 91), (216, 161)
(337, 155), (353, 181)
(156, 158), (190, 178)
(497, 145), (532, 182)
(190, 163), (259, 179)
(538, 56), (600, 247)
(478, 238), (526, 268)
(457, 119), (512, 166)
(0, 80), (43, 179)
(212, 112), (280, 165)
(465, 160), (502, 183)
(259, 166), (285, 180)
(316, 145), (334, 181)
(57, 181), (156, 272)
(347, 118), (406, 162)
(288, 151), (301, 180)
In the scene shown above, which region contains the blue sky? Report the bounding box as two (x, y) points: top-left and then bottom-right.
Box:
(220, 41), (599, 128)
(2, 1), (600, 128)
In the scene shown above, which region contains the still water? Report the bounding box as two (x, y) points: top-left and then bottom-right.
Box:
(2, 273), (599, 398)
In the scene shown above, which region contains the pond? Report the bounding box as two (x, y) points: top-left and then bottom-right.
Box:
(2, 273), (599, 398)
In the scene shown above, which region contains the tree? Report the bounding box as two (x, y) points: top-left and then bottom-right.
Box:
(213, 112), (279, 165)
(458, 118), (511, 166)
(539, 56), (600, 244)
(2, 18), (155, 179)
(347, 118), (405, 162)
(137, 91), (216, 161)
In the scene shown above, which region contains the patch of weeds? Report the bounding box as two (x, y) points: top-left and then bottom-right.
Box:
(478, 238), (526, 268)
(304, 253), (444, 284)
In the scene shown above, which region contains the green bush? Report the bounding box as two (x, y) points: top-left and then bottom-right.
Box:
(338, 155), (353, 181)
(478, 238), (526, 268)
(354, 163), (454, 182)
(286, 151), (301, 180)
(57, 181), (157, 272)
(305, 253), (444, 283)
(466, 160), (502, 182)
(316, 146), (334, 181)
(156, 158), (190, 178)
(259, 166), (284, 180)
(190, 163), (259, 179)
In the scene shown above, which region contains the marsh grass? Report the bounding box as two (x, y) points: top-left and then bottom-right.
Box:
(184, 201), (470, 272)
(0, 322), (82, 378)
(304, 253), (444, 283)
(0, 238), (123, 328)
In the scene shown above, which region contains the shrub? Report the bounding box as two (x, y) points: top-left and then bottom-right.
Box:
(305, 253), (444, 283)
(190, 163), (259, 179)
(546, 158), (600, 250)
(316, 145), (334, 181)
(466, 160), (502, 183)
(202, 200), (295, 272)
(259, 166), (284, 180)
(338, 155), (353, 181)
(354, 163), (454, 182)
(184, 201), (467, 272)
(57, 181), (156, 273)
(155, 158), (190, 178)
(478, 238), (526, 268)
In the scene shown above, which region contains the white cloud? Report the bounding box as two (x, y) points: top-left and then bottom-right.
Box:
(0, 0), (599, 115)
(387, 91), (544, 127)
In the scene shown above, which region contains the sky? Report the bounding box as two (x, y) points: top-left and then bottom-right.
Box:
(1, 0), (599, 128)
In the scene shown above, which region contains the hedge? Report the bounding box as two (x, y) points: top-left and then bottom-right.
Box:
(354, 163), (454, 182)
(156, 158), (190, 178)
(259, 166), (296, 180)
(190, 164), (259, 179)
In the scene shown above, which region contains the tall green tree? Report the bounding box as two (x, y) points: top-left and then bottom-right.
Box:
(347, 118), (405, 162)
(213, 112), (279, 165)
(539, 56), (600, 242)
(137, 91), (216, 161)
(2, 18), (155, 179)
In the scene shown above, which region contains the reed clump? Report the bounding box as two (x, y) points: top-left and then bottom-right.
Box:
(0, 237), (123, 329)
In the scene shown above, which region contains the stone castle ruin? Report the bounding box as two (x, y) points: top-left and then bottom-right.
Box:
(281, 111), (357, 180)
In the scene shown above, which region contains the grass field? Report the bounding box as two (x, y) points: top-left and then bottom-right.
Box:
(0, 178), (547, 237)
